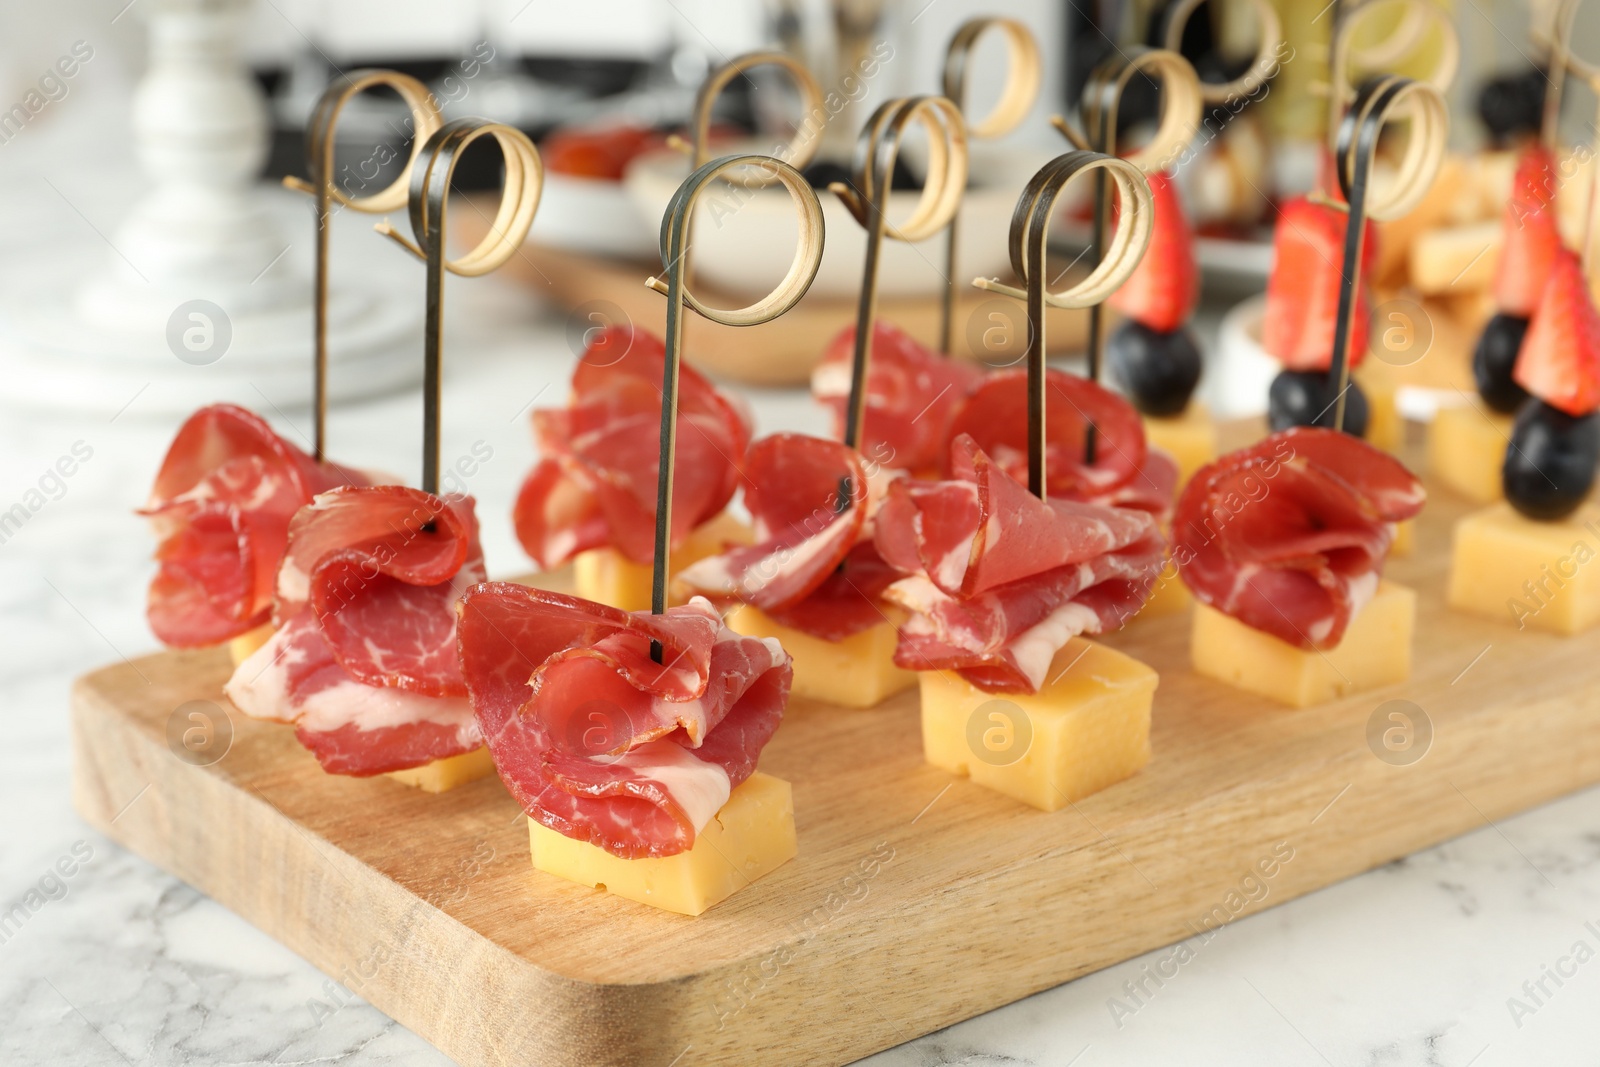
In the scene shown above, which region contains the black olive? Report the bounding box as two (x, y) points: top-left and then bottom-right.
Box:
(801, 157), (923, 193)
(1477, 66), (1547, 146)
(1268, 369), (1370, 437)
(1472, 313), (1532, 414)
(1107, 320), (1203, 416)
(1503, 399), (1600, 521)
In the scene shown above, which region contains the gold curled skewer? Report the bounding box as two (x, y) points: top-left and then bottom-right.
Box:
(667, 51), (827, 173)
(1050, 48), (1199, 461)
(1327, 74), (1448, 432)
(644, 154), (825, 657)
(1161, 0), (1284, 105)
(1322, 0), (1458, 159)
(283, 70), (443, 463)
(1051, 48), (1203, 174)
(829, 95), (968, 456)
(376, 118), (543, 494)
(938, 17), (1042, 353)
(974, 152), (1154, 498)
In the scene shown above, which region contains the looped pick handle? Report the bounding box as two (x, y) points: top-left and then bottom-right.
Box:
(376, 118), (544, 276)
(830, 95), (969, 242)
(1051, 47), (1202, 173)
(1325, 0), (1459, 150)
(289, 69), (444, 214)
(974, 152), (1155, 499)
(1325, 74), (1448, 431)
(1161, 0), (1283, 105)
(1333, 74), (1449, 222)
(976, 152), (1154, 310)
(943, 18), (1042, 139)
(643, 154), (825, 636)
(670, 51), (827, 178)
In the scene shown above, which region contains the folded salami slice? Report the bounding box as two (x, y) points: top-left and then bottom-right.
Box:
(1173, 427), (1425, 650)
(225, 487), (486, 776)
(944, 370), (1178, 515)
(140, 404), (365, 647)
(458, 583), (792, 859)
(811, 320), (985, 474)
(674, 433), (900, 642)
(875, 434), (1165, 692)
(512, 325), (751, 568)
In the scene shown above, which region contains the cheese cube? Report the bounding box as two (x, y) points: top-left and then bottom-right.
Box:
(919, 638), (1156, 811)
(228, 623), (275, 666)
(385, 746), (497, 793)
(727, 604), (915, 709)
(574, 511), (752, 612)
(1447, 502), (1600, 634)
(1358, 368), (1403, 454)
(1191, 580), (1415, 708)
(528, 771), (796, 916)
(1137, 558), (1193, 619)
(1428, 404), (1511, 504)
(1392, 519), (1415, 557)
(1143, 403), (1218, 487)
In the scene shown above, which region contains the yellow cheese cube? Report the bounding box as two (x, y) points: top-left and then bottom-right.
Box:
(528, 771), (796, 916)
(919, 638), (1156, 811)
(727, 603), (915, 709)
(1137, 557), (1193, 619)
(1143, 403), (1218, 487)
(1358, 368), (1403, 454)
(574, 511), (752, 612)
(1191, 579), (1416, 708)
(228, 623), (275, 666)
(1447, 502), (1600, 635)
(385, 746), (497, 793)
(1392, 519), (1415, 557)
(1428, 404), (1511, 504)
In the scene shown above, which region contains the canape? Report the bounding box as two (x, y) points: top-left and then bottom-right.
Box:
(458, 584), (795, 916)
(1176, 427), (1426, 707)
(512, 324), (751, 612)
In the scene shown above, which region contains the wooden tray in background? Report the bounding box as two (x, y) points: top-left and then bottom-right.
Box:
(71, 430), (1600, 1067)
(471, 239), (1094, 387)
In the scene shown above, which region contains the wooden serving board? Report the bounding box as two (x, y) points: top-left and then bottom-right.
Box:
(479, 240), (1094, 387)
(72, 438), (1600, 1067)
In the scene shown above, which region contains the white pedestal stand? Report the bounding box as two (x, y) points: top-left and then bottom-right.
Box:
(0, 0), (420, 417)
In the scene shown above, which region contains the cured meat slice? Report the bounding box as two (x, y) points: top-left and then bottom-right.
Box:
(811, 320), (985, 474)
(944, 369), (1177, 514)
(224, 487), (487, 775)
(1173, 427), (1425, 650)
(674, 433), (898, 641)
(457, 583), (792, 859)
(513, 325), (751, 568)
(141, 404), (359, 647)
(875, 434), (1164, 692)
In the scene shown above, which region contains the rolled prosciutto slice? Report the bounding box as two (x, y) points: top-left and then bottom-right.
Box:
(140, 404), (359, 647)
(512, 325), (751, 568)
(811, 320), (985, 474)
(674, 433), (902, 642)
(458, 583), (792, 859)
(874, 434), (1165, 693)
(1173, 427), (1425, 650)
(944, 370), (1178, 515)
(225, 486), (485, 776)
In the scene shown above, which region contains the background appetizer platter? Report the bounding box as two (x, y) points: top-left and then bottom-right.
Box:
(67, 3), (1600, 1066)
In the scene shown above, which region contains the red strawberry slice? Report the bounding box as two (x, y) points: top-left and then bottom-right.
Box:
(1513, 248), (1600, 417)
(1262, 195), (1376, 372)
(1109, 170), (1198, 333)
(1494, 144), (1564, 316)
